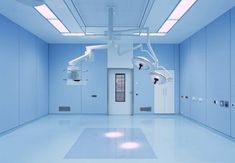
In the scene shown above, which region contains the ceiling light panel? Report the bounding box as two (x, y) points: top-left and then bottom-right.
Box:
(169, 0), (197, 20)
(35, 4), (70, 33)
(62, 33), (85, 36)
(34, 4), (57, 19)
(49, 19), (69, 33)
(158, 20), (178, 33)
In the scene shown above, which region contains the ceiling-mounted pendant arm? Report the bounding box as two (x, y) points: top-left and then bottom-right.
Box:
(68, 50), (91, 66)
(68, 44), (108, 66)
(145, 28), (159, 66)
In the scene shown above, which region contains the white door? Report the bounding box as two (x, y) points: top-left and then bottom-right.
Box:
(154, 70), (175, 114)
(108, 69), (133, 115)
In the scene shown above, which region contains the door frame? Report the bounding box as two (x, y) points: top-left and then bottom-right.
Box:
(107, 68), (134, 115)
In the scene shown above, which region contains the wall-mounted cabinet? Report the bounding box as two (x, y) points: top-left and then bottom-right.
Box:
(231, 8), (235, 138)
(206, 12), (231, 135)
(0, 15), (48, 134)
(190, 29), (206, 124)
(180, 10), (234, 137)
(154, 70), (175, 114)
(180, 40), (191, 117)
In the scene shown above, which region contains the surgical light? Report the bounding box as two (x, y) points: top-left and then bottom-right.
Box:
(150, 71), (167, 85)
(132, 56), (152, 70)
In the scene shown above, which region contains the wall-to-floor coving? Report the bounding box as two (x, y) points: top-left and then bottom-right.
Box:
(0, 14), (49, 134)
(180, 7), (235, 138)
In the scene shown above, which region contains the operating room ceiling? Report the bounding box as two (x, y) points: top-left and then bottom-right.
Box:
(0, 0), (235, 43)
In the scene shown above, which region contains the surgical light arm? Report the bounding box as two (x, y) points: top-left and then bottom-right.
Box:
(68, 44), (108, 66)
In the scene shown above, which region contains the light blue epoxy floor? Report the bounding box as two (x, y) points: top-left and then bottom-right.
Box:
(65, 128), (156, 159)
(0, 115), (235, 163)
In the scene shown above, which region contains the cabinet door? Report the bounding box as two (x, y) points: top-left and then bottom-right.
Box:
(180, 40), (191, 117)
(165, 72), (175, 113)
(154, 84), (165, 113)
(231, 8), (235, 138)
(206, 12), (231, 135)
(190, 29), (206, 124)
(154, 70), (174, 114)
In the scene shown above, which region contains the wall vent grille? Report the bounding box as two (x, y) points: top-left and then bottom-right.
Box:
(59, 106), (71, 112)
(140, 107), (152, 112)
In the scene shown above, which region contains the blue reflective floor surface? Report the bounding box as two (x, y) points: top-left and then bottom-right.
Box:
(0, 115), (235, 163)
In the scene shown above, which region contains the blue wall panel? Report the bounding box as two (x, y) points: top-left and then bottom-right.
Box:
(180, 40), (191, 117)
(190, 29), (206, 124)
(0, 14), (49, 133)
(206, 12), (231, 135)
(49, 44), (107, 114)
(36, 39), (49, 117)
(134, 44), (179, 114)
(81, 49), (107, 114)
(0, 15), (19, 133)
(19, 29), (37, 124)
(49, 44), (83, 114)
(179, 8), (235, 137)
(231, 8), (235, 138)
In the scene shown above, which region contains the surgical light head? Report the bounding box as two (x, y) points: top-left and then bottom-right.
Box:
(150, 71), (167, 85)
(132, 56), (152, 70)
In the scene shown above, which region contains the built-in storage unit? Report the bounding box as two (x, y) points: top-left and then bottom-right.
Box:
(180, 8), (235, 138)
(154, 70), (175, 114)
(206, 12), (231, 135)
(0, 15), (48, 134)
(231, 8), (235, 138)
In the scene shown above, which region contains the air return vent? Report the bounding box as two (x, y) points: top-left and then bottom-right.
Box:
(59, 106), (71, 112)
(140, 107), (152, 112)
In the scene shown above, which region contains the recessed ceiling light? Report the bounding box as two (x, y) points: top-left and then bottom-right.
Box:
(158, 19), (178, 33)
(34, 4), (57, 19)
(49, 19), (69, 33)
(62, 33), (85, 36)
(169, 0), (197, 20)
